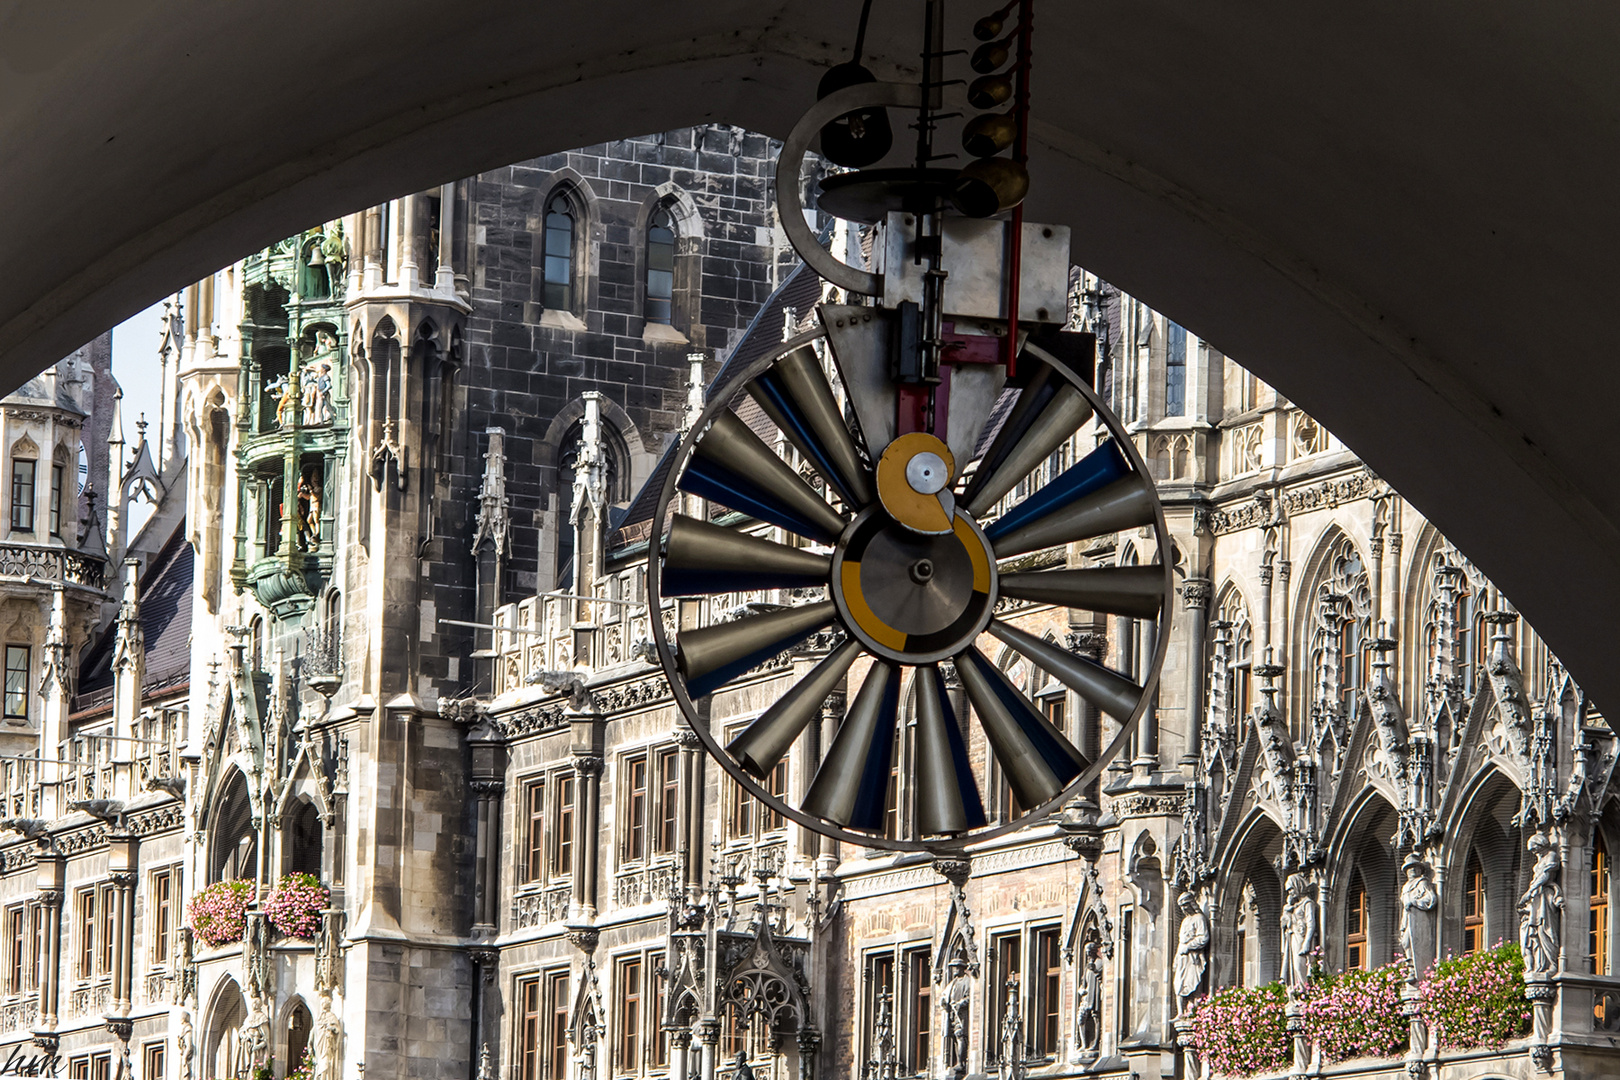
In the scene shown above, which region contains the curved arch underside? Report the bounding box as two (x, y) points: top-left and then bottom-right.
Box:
(2, 1), (1618, 708)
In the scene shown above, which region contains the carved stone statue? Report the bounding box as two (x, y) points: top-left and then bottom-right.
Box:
(240, 1006), (270, 1077)
(314, 993), (342, 1080)
(576, 1030), (598, 1080)
(1074, 937), (1103, 1054)
(1173, 891), (1210, 1011)
(1281, 873), (1317, 986)
(177, 1011), (194, 1080)
(942, 954), (972, 1074)
(1398, 854), (1437, 971)
(1519, 829), (1563, 973)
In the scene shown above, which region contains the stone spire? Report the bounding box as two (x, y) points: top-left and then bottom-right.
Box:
(111, 560), (144, 801)
(104, 388), (125, 564)
(471, 427), (509, 558)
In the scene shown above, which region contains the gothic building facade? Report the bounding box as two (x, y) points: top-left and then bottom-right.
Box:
(0, 128), (1607, 1080)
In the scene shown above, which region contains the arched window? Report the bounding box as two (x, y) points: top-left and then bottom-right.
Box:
(1346, 874), (1369, 970)
(1592, 833), (1611, 976)
(1164, 322), (1187, 417)
(645, 206), (675, 324)
(543, 193), (576, 311)
(1462, 851), (1486, 954)
(283, 799), (323, 877)
(210, 772), (258, 883)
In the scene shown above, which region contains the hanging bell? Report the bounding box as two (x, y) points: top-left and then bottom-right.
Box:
(962, 112), (1018, 158)
(308, 241), (325, 266)
(968, 74), (1014, 110)
(816, 61), (894, 169)
(950, 157), (1030, 218)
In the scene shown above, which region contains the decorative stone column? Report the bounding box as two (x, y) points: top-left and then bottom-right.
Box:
(465, 712), (506, 937)
(571, 752), (603, 919)
(1180, 579), (1211, 767)
(698, 1018), (719, 1080)
(32, 855), (64, 1043)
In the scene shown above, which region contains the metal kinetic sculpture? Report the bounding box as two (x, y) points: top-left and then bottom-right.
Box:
(647, 0), (1172, 851)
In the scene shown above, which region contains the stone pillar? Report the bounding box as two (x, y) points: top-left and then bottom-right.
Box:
(400, 194), (421, 290)
(1257, 561), (1274, 662)
(110, 560), (143, 801)
(108, 834), (138, 1017)
(670, 1030), (692, 1080)
(38, 586), (69, 820)
(698, 1018), (718, 1080)
(468, 721), (506, 936)
(33, 856), (64, 1038)
(571, 751), (602, 918)
(363, 205), (383, 291)
(1180, 580), (1211, 767)
(436, 183), (457, 291)
(674, 727), (702, 893)
(1135, 616), (1159, 769)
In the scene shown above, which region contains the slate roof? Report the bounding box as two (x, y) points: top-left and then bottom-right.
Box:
(74, 521), (193, 713)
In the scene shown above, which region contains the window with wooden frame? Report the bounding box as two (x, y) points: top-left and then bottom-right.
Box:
(517, 974), (543, 1080)
(616, 954), (644, 1072)
(11, 460), (34, 533)
(727, 751), (787, 842)
(655, 749), (679, 856)
(76, 887), (96, 979)
(3, 646), (28, 720)
(68, 1058), (88, 1080)
(649, 950), (668, 1070)
(882, 724), (902, 841)
(1591, 833), (1611, 976)
(25, 904), (39, 992)
(151, 867), (175, 965)
(5, 905), (22, 994)
(903, 946), (931, 1073)
(48, 463), (63, 538)
(1038, 687), (1067, 740)
(90, 1054), (109, 1080)
(141, 1042), (165, 1080)
(1031, 925), (1063, 1058)
(546, 969), (571, 1080)
(97, 883), (113, 975)
(552, 772), (575, 879)
(986, 931), (1022, 1064)
(1346, 875), (1369, 970)
(863, 951), (896, 1069)
(624, 754), (649, 863)
(1462, 852), (1486, 955)
(522, 778), (546, 885)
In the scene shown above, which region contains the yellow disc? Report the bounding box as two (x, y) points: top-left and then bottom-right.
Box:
(876, 432), (956, 534)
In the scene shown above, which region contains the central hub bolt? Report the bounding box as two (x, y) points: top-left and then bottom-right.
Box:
(910, 558), (935, 585)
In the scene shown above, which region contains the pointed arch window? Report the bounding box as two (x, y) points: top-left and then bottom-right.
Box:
(1462, 851), (1485, 954)
(543, 193), (576, 311)
(1346, 875), (1369, 970)
(645, 206), (675, 324)
(1592, 833), (1610, 976)
(1165, 322), (1187, 417)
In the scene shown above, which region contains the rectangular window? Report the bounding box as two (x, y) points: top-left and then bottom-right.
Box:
(518, 975), (543, 1080)
(77, 888), (95, 979)
(523, 779), (546, 884)
(656, 749), (679, 856)
(617, 955), (643, 1072)
(151, 868), (174, 965)
(1346, 883), (1369, 971)
(4, 646), (28, 720)
(1040, 693), (1066, 739)
(1031, 926), (1062, 1057)
(905, 947), (932, 1073)
(26, 904), (40, 992)
(98, 883), (114, 976)
(1165, 323), (1187, 417)
(5, 905), (22, 994)
(762, 759), (787, 833)
(68, 1059), (88, 1080)
(649, 950), (668, 1069)
(49, 464), (63, 538)
(728, 778), (752, 840)
(91, 1054), (110, 1080)
(552, 773), (575, 879)
(883, 727), (901, 841)
(10, 461), (34, 532)
(987, 932), (1022, 1063)
(546, 969), (571, 1080)
(1118, 910), (1133, 1039)
(625, 755), (648, 863)
(864, 952), (896, 1068)
(1462, 862), (1485, 956)
(1592, 837), (1610, 977)
(142, 1043), (165, 1080)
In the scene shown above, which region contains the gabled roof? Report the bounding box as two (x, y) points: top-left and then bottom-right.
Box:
(74, 521), (193, 713)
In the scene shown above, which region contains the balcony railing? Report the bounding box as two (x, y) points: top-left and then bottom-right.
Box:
(0, 543), (104, 590)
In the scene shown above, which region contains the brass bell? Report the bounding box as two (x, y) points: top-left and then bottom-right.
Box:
(815, 61), (894, 168)
(973, 14), (1004, 40)
(972, 35), (1014, 73)
(950, 157), (1030, 218)
(968, 74), (1014, 110)
(962, 112), (1017, 158)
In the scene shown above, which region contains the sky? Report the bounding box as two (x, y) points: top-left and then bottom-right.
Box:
(108, 298), (169, 539)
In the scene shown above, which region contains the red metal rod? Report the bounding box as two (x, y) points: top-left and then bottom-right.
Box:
(1004, 0), (1034, 378)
